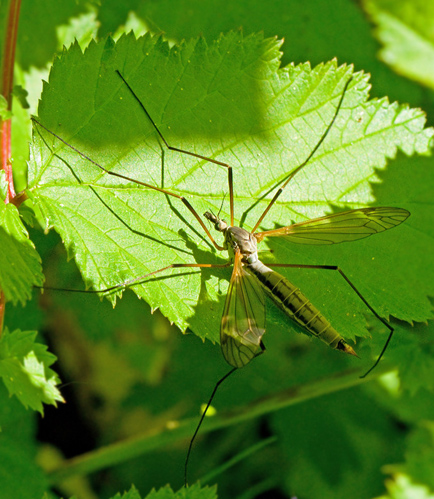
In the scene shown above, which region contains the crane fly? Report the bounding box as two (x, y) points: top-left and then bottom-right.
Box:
(32, 70), (409, 486)
(204, 206), (408, 368)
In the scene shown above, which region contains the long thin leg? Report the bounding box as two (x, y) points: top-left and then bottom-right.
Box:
(267, 262), (393, 378)
(184, 345), (265, 487)
(32, 118), (225, 251)
(251, 76), (353, 233)
(36, 261), (232, 295)
(184, 367), (237, 487)
(115, 70), (235, 227)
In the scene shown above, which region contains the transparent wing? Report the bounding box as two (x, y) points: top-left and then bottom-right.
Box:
(255, 207), (410, 245)
(221, 250), (266, 368)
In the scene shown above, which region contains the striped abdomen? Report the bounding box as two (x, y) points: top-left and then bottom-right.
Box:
(247, 260), (356, 355)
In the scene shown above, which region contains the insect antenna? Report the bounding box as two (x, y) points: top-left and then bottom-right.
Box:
(184, 366), (237, 487)
(217, 193), (227, 219)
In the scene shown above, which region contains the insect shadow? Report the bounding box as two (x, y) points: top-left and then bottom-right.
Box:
(31, 69), (409, 487)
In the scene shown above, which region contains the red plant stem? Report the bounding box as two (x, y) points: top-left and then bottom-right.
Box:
(0, 0), (22, 203)
(0, 0), (22, 332)
(1, 119), (14, 201)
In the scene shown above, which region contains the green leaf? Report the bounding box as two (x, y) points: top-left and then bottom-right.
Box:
(93, 0), (434, 105)
(0, 328), (64, 413)
(0, 202), (44, 305)
(112, 485), (142, 499)
(27, 32), (433, 351)
(363, 0), (434, 89)
(110, 484), (217, 499)
(386, 321), (434, 395)
(96, 0), (378, 71)
(145, 483), (217, 499)
(378, 473), (434, 499)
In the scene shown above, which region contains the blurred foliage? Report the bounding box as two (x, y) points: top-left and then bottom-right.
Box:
(363, 0), (434, 90)
(1, 1), (434, 498)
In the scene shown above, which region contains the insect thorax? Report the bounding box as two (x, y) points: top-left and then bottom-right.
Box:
(225, 226), (258, 263)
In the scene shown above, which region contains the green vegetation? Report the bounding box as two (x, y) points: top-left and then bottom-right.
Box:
(1, 1), (434, 498)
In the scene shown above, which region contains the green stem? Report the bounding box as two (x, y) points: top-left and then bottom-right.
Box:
(47, 362), (394, 485)
(0, 291), (5, 334)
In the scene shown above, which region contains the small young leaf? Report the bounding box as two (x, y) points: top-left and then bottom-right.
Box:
(0, 202), (44, 305)
(0, 328), (64, 413)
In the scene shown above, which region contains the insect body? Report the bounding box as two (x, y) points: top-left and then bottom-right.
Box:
(204, 207), (407, 369)
(205, 212), (357, 367)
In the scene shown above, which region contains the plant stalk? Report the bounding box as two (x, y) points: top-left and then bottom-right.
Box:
(0, 0), (22, 330)
(46, 362), (394, 485)
(0, 0), (21, 202)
